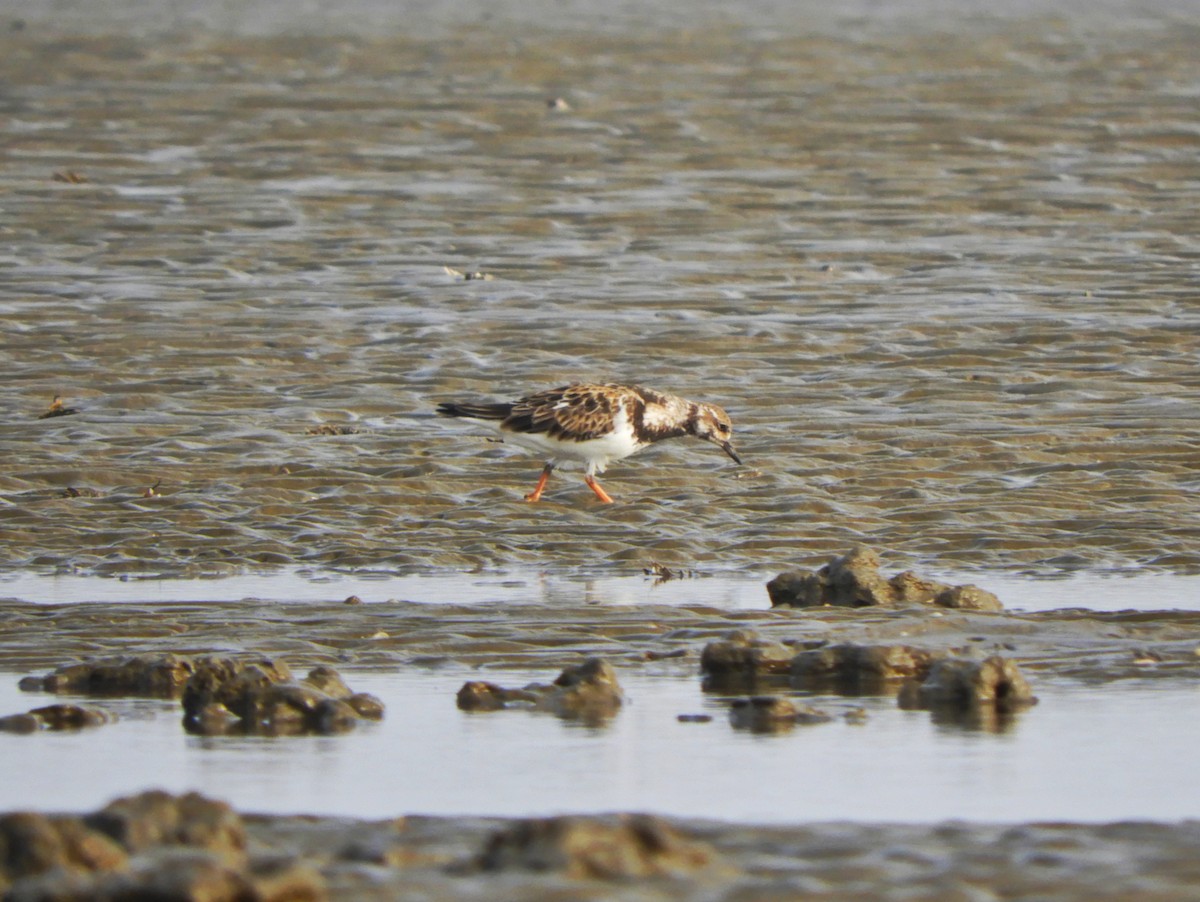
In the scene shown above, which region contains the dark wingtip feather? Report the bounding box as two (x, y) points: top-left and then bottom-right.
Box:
(437, 401), (511, 420)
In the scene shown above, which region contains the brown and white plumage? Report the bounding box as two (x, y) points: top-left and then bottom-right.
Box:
(436, 382), (741, 502)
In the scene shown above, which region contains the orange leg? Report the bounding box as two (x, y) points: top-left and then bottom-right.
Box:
(585, 474), (615, 503)
(524, 463), (555, 502)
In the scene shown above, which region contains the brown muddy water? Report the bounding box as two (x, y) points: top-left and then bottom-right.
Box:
(2, 1), (1200, 897)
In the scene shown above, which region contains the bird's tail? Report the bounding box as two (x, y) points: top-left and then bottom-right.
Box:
(436, 401), (512, 420)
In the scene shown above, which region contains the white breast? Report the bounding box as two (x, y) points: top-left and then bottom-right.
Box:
(502, 404), (643, 474)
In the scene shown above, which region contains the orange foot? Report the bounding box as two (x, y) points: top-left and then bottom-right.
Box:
(585, 475), (615, 504)
(524, 464), (554, 503)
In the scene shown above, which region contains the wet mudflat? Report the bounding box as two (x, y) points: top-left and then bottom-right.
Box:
(3, 0), (1200, 897)
(1, 0), (1199, 578)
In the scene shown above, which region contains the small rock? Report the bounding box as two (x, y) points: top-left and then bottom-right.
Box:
(900, 655), (1037, 727)
(539, 658), (624, 721)
(0, 704), (114, 733)
(700, 630), (794, 692)
(0, 713), (40, 734)
(729, 696), (831, 732)
(935, 584), (1004, 612)
(456, 658), (623, 724)
(455, 681), (540, 711)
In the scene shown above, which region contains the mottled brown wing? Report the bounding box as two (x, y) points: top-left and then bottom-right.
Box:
(503, 384), (623, 441)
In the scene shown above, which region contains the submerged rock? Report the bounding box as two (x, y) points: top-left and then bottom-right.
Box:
(0, 704), (114, 733)
(181, 659), (384, 736)
(473, 814), (724, 878)
(768, 547), (1003, 611)
(455, 657), (623, 724)
(728, 696), (832, 733)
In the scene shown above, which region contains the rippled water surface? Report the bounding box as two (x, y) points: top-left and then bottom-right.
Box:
(1, 1), (1198, 582)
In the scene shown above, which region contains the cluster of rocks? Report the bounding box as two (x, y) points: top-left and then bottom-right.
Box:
(0, 790), (323, 900)
(182, 660), (384, 736)
(457, 657), (623, 725)
(701, 630), (1036, 730)
(767, 547), (1003, 611)
(12, 654), (383, 737)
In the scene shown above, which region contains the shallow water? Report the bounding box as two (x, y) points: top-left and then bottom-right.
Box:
(2, 568), (1199, 613)
(4, 669), (1199, 824)
(1, 1), (1199, 580)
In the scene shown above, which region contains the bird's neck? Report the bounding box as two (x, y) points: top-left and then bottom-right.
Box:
(636, 396), (697, 442)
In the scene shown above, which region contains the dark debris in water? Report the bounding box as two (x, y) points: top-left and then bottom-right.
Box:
(643, 561), (696, 583)
(36, 395), (79, 418)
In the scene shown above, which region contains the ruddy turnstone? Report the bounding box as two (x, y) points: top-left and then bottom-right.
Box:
(437, 382), (742, 503)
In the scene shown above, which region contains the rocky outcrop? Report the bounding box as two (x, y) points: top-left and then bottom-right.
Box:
(767, 547), (1003, 611)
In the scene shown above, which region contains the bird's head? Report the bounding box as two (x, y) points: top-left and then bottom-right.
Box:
(693, 403), (742, 465)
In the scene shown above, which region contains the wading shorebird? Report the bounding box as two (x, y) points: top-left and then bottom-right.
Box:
(436, 382), (742, 503)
